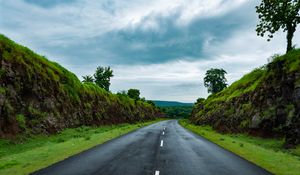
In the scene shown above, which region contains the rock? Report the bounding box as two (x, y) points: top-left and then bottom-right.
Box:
(249, 113), (261, 129)
(293, 87), (300, 103)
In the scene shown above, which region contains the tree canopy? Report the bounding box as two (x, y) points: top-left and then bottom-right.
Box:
(93, 66), (113, 91)
(204, 68), (227, 94)
(127, 89), (140, 100)
(256, 0), (300, 53)
(82, 75), (94, 83)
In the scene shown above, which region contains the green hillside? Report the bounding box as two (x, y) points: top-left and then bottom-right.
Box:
(191, 50), (300, 146)
(0, 34), (162, 137)
(152, 100), (193, 107)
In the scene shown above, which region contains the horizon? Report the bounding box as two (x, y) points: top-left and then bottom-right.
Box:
(0, 0), (299, 102)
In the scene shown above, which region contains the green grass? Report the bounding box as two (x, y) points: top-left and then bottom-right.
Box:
(179, 119), (300, 175)
(0, 119), (164, 175)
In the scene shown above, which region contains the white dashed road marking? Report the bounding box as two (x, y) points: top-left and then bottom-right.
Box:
(162, 131), (165, 135)
(155, 170), (160, 175)
(160, 140), (164, 147)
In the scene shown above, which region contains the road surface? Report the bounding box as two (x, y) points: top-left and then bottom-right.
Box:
(32, 120), (272, 175)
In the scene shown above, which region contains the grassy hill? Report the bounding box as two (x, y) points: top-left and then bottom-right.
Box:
(191, 50), (300, 146)
(0, 34), (162, 137)
(152, 100), (193, 107)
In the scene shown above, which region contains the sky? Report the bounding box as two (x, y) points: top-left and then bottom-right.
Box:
(0, 0), (299, 102)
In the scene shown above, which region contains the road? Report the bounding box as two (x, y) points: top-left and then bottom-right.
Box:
(32, 120), (272, 175)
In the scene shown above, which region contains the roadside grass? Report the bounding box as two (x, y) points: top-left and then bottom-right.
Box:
(0, 119), (164, 175)
(179, 119), (300, 175)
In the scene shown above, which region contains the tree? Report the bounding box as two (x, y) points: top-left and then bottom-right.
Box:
(127, 89), (140, 100)
(82, 75), (94, 83)
(93, 66), (113, 91)
(256, 0), (300, 53)
(204, 68), (227, 94)
(147, 100), (156, 106)
(116, 90), (128, 96)
(196, 98), (205, 104)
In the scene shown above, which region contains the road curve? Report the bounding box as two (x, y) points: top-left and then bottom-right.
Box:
(32, 120), (272, 175)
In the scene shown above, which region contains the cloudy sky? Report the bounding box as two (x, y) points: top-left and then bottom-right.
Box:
(0, 0), (299, 102)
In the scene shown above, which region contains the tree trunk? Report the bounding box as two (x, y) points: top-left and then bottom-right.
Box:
(286, 24), (296, 53)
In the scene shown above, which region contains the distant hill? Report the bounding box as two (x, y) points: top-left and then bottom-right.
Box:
(152, 100), (193, 107)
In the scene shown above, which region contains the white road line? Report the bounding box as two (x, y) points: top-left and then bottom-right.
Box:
(160, 140), (164, 147)
(163, 127), (165, 130)
(162, 131), (165, 135)
(155, 170), (160, 175)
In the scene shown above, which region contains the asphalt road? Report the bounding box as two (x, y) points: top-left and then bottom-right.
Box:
(32, 120), (272, 175)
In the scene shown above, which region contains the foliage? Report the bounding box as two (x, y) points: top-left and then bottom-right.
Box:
(146, 100), (155, 107)
(82, 75), (94, 83)
(152, 100), (193, 107)
(256, 0), (300, 53)
(16, 114), (26, 130)
(196, 98), (205, 104)
(116, 90), (127, 96)
(180, 120), (300, 175)
(204, 68), (227, 94)
(160, 106), (193, 118)
(127, 89), (140, 100)
(93, 66), (113, 91)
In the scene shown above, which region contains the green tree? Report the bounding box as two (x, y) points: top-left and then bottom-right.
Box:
(93, 66), (113, 91)
(147, 100), (156, 106)
(127, 89), (140, 100)
(116, 90), (128, 96)
(82, 75), (94, 83)
(256, 0), (300, 53)
(204, 68), (227, 94)
(196, 98), (205, 104)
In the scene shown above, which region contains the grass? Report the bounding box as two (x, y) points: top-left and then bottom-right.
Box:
(0, 119), (163, 175)
(179, 119), (300, 175)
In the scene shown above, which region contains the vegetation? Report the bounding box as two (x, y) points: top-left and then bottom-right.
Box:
(82, 75), (94, 83)
(152, 100), (193, 107)
(0, 119), (163, 175)
(204, 68), (227, 94)
(191, 49), (300, 146)
(160, 106), (193, 118)
(0, 34), (162, 137)
(256, 0), (300, 53)
(127, 89), (141, 100)
(93, 66), (113, 91)
(180, 120), (300, 175)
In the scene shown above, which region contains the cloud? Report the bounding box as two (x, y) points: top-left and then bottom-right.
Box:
(0, 0), (299, 102)
(0, 0), (257, 66)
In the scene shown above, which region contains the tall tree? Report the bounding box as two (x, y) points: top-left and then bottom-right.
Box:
(256, 0), (300, 53)
(82, 75), (94, 83)
(204, 68), (227, 94)
(127, 89), (140, 100)
(93, 66), (113, 91)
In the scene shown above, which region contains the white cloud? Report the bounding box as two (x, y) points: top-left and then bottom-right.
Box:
(108, 51), (267, 102)
(1, 0), (299, 102)
(0, 0), (249, 43)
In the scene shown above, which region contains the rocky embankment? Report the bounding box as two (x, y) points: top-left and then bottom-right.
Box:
(191, 50), (300, 147)
(0, 34), (163, 137)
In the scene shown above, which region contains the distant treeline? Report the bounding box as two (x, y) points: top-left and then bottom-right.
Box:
(160, 106), (193, 118)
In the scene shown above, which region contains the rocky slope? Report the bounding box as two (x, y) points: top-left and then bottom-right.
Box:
(191, 50), (300, 146)
(0, 34), (162, 137)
